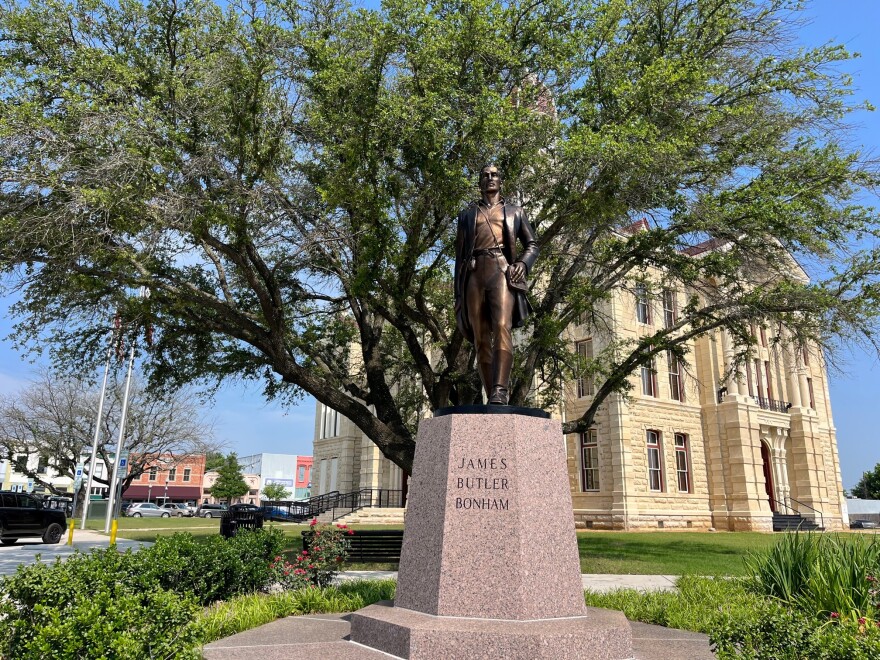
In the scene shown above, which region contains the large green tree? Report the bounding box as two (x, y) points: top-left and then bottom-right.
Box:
(209, 453), (250, 503)
(262, 482), (291, 501)
(1, 0), (878, 472)
(852, 466), (880, 500)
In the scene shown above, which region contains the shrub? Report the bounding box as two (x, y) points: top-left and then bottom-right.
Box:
(290, 521), (351, 588)
(711, 604), (880, 660)
(145, 527), (287, 604)
(746, 532), (880, 623)
(0, 549), (200, 660)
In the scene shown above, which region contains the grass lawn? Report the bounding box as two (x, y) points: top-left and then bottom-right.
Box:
(100, 519), (779, 576)
(577, 531), (777, 575)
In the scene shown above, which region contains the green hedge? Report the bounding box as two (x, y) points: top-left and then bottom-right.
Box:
(0, 528), (286, 659)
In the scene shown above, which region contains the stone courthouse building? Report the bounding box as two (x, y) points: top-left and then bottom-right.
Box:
(312, 236), (846, 532)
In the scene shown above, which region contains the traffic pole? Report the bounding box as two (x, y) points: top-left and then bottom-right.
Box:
(66, 519), (75, 546)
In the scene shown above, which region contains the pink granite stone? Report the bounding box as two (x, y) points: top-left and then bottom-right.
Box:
(349, 601), (633, 660)
(394, 413), (587, 620)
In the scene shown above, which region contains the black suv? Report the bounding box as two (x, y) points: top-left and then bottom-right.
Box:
(0, 491), (66, 545)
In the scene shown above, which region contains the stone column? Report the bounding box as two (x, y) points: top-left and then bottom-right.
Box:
(721, 330), (740, 396)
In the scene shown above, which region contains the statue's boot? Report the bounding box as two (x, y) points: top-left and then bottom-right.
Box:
(488, 350), (513, 405)
(479, 362), (494, 404)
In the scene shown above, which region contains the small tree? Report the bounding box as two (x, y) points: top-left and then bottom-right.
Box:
(853, 466), (880, 500)
(262, 482), (290, 501)
(210, 454), (249, 504)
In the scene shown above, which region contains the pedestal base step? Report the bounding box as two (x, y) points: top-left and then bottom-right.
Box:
(349, 601), (633, 660)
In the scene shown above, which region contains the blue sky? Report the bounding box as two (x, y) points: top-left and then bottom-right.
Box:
(0, 0), (879, 488)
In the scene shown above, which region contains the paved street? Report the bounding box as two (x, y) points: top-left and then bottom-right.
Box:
(0, 529), (151, 577)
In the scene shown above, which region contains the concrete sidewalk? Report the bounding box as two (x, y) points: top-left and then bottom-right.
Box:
(203, 572), (712, 659)
(337, 570), (680, 593)
(0, 528), (151, 577)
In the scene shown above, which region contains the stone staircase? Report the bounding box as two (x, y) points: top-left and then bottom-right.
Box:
(772, 511), (822, 532)
(333, 507), (407, 525)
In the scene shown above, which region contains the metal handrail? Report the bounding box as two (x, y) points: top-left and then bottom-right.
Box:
(327, 488), (404, 521)
(754, 397), (792, 413)
(770, 496), (825, 530)
(769, 496), (792, 515)
(787, 496), (824, 530)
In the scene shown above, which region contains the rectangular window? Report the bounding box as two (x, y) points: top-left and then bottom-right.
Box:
(662, 289), (677, 329)
(746, 361), (754, 397)
(183, 468), (191, 482)
(635, 283), (651, 324)
(298, 466), (306, 481)
(764, 361), (773, 401)
(667, 351), (683, 402)
(580, 430), (599, 492)
(807, 378), (815, 409)
(320, 407), (342, 439)
(167, 467), (177, 482)
(576, 339), (594, 398)
(148, 467), (158, 482)
(802, 347), (810, 367)
(760, 326), (767, 347)
(754, 359), (763, 399)
(641, 358), (657, 397)
(37, 457), (49, 474)
(647, 430), (663, 492)
(674, 434), (690, 493)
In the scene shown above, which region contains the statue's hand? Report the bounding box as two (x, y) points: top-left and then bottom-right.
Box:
(508, 262), (526, 283)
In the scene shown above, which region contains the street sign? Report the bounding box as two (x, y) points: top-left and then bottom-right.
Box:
(119, 457), (127, 468)
(27, 480), (34, 492)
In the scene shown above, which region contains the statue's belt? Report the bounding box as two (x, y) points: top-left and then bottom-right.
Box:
(472, 246), (505, 257)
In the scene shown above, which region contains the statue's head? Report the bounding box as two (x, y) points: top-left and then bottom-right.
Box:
(479, 164), (502, 195)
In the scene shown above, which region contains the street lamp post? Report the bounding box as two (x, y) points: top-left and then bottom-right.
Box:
(148, 483), (152, 503)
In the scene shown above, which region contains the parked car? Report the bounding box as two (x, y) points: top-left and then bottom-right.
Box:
(124, 502), (171, 518)
(849, 519), (878, 529)
(0, 491), (66, 544)
(196, 504), (227, 518)
(160, 503), (193, 517)
(42, 496), (73, 517)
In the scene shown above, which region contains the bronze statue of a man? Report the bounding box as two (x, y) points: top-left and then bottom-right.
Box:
(454, 165), (539, 405)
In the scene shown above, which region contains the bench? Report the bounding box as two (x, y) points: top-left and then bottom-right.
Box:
(302, 529), (403, 563)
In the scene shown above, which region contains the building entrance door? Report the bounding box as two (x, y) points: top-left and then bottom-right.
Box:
(760, 441), (776, 512)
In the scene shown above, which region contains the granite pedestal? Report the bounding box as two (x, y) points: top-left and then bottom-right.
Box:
(349, 411), (633, 659)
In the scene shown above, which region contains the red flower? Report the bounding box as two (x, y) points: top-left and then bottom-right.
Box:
(301, 550), (308, 556)
(859, 617), (867, 625)
(348, 530), (354, 535)
(313, 546), (321, 552)
(830, 612), (840, 619)
(310, 518), (318, 526)
(868, 575), (877, 582)
(309, 564), (315, 569)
